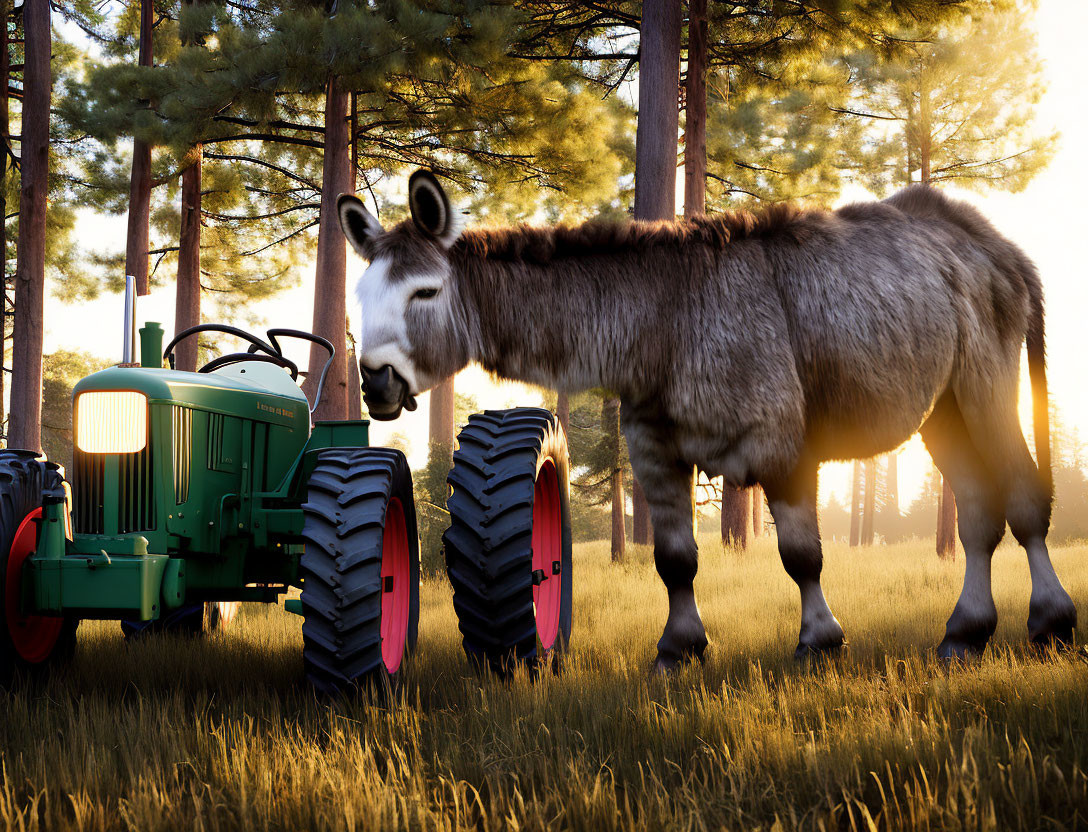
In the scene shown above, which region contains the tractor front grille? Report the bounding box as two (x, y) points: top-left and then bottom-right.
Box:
(172, 406), (191, 504)
(72, 449), (104, 535)
(72, 446), (156, 534)
(119, 445), (156, 532)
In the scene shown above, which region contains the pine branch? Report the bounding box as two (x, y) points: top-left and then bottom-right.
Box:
(203, 151), (318, 189)
(239, 218), (318, 256)
(932, 147), (1034, 174)
(203, 202), (319, 222)
(212, 114), (324, 135)
(828, 106), (902, 121)
(202, 133), (324, 150)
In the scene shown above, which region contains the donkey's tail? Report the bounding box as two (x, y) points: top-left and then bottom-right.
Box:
(1024, 261), (1052, 500)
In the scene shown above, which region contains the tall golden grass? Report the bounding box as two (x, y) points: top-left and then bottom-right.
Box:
(1, 536), (1085, 831)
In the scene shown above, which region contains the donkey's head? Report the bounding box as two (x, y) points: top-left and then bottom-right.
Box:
(338, 170), (469, 421)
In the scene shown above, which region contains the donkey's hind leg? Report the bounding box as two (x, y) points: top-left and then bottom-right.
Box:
(921, 393), (1006, 659)
(764, 461), (845, 659)
(954, 377), (1077, 645)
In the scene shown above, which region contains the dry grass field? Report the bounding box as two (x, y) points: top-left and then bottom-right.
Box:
(1, 535), (1087, 831)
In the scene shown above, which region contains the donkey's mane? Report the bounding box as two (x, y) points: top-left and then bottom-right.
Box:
(452, 203), (811, 264)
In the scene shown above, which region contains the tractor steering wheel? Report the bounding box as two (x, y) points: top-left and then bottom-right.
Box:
(162, 324), (336, 414)
(164, 324), (284, 369)
(199, 351), (299, 379)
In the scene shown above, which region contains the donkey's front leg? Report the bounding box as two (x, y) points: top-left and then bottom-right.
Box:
(765, 463), (845, 659)
(627, 445), (707, 670)
(650, 469), (708, 670)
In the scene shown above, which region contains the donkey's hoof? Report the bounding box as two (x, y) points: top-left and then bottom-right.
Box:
(1028, 596), (1077, 650)
(652, 641), (709, 674)
(937, 637), (986, 663)
(793, 639), (846, 663)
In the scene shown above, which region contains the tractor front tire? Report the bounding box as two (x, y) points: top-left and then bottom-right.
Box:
(301, 448), (419, 695)
(444, 408), (572, 677)
(0, 452), (78, 686)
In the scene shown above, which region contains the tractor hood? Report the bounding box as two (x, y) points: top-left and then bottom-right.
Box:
(73, 365), (309, 429)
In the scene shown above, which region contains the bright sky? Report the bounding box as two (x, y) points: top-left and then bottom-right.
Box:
(45, 0), (1088, 509)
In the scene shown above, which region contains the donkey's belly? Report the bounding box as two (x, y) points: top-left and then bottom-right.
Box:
(801, 347), (953, 462)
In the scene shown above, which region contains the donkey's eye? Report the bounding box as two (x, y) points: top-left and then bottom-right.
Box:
(413, 287), (440, 301)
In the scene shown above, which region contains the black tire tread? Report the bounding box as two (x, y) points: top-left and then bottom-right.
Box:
(443, 407), (570, 675)
(300, 447), (418, 696)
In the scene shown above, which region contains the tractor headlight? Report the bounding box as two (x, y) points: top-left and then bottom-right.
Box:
(75, 391), (148, 454)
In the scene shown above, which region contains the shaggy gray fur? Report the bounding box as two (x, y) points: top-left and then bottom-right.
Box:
(340, 177), (1078, 666)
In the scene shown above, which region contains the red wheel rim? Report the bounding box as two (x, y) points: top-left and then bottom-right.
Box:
(5, 509), (63, 663)
(379, 498), (410, 673)
(532, 461), (562, 651)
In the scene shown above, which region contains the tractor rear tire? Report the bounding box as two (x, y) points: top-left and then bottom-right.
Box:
(0, 451), (78, 686)
(444, 408), (572, 677)
(300, 448), (419, 695)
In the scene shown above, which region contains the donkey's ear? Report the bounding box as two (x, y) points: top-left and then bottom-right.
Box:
(338, 194), (384, 259)
(408, 169), (462, 247)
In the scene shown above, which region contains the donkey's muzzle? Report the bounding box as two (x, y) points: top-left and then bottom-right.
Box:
(359, 363), (418, 421)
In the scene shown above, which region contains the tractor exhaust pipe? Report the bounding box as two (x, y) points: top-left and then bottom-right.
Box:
(122, 274), (137, 364)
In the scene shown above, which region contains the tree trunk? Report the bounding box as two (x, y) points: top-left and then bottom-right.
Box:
(683, 0), (706, 218)
(125, 0), (154, 296)
(937, 477), (957, 560)
(632, 0), (681, 545)
(886, 452), (899, 515)
(691, 465), (698, 538)
(633, 479), (651, 544)
(720, 485), (751, 549)
(346, 337), (362, 420)
(611, 461), (626, 563)
(555, 391), (569, 437)
(304, 75), (351, 421)
(861, 458), (877, 545)
(0, 0), (9, 441)
(603, 396), (625, 563)
(919, 70), (932, 185)
(849, 460), (862, 547)
(751, 484), (764, 538)
(346, 91), (361, 425)
(350, 91), (357, 189)
(9, 0), (49, 452)
(428, 376), (455, 468)
(173, 146), (202, 371)
(634, 0), (680, 221)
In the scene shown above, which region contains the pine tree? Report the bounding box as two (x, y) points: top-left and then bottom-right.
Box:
(850, 460), (862, 547)
(861, 458), (878, 545)
(602, 395), (625, 563)
(303, 71), (351, 420)
(0, 0), (12, 437)
(124, 0), (154, 296)
(841, 1), (1055, 194)
(3, 3), (95, 448)
(428, 378), (455, 468)
(552, 389), (635, 555)
(8, 0), (50, 452)
(555, 391), (570, 437)
(62, 0), (634, 373)
(172, 0), (208, 372)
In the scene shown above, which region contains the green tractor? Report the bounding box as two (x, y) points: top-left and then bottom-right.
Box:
(0, 283), (572, 693)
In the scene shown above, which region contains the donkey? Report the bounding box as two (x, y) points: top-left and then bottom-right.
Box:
(338, 169), (1077, 668)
